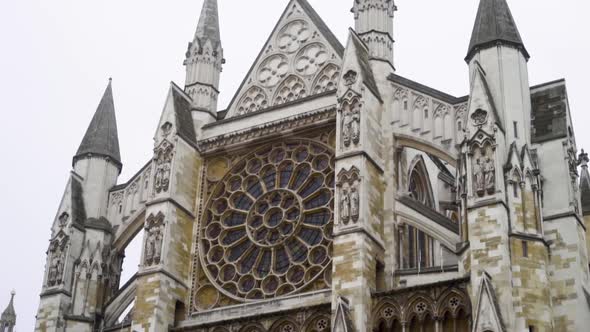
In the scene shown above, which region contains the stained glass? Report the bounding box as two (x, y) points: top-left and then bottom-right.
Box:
(201, 141), (334, 300)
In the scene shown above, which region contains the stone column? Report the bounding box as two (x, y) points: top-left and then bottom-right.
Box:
(131, 136), (202, 332)
(332, 86), (385, 331)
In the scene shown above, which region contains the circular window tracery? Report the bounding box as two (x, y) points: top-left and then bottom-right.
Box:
(201, 140), (335, 301)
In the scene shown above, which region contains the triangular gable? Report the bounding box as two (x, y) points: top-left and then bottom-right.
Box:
(225, 0), (344, 118)
(472, 272), (505, 332)
(333, 296), (355, 332)
(467, 62), (504, 137)
(337, 28), (382, 102)
(52, 173), (87, 235)
(154, 83), (197, 146)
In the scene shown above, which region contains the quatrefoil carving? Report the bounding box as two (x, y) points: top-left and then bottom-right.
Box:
(277, 20), (311, 54)
(295, 43), (329, 76)
(258, 55), (289, 88)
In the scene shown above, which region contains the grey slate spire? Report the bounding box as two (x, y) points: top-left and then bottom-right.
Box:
(73, 79), (122, 169)
(194, 0), (221, 51)
(579, 150), (590, 215)
(466, 0), (529, 61)
(0, 291), (16, 332)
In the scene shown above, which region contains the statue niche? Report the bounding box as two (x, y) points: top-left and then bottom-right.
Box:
(337, 167), (361, 225)
(144, 212), (165, 267)
(47, 235), (69, 287)
(154, 141), (174, 194)
(341, 97), (361, 149)
(471, 142), (495, 197)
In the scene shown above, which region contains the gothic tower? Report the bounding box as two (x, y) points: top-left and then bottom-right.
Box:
(352, 0), (396, 69)
(35, 80), (121, 332)
(461, 0), (590, 331)
(184, 0), (224, 115)
(0, 291), (16, 332)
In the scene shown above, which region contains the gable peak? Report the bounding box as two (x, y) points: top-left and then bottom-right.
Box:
(224, 0), (344, 118)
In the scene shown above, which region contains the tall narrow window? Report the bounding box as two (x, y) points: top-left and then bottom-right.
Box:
(404, 100), (408, 110)
(522, 241), (528, 257)
(514, 121), (519, 138)
(513, 182), (519, 198)
(424, 109), (429, 119)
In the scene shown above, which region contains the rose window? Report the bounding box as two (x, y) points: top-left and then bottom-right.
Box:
(201, 140), (335, 301)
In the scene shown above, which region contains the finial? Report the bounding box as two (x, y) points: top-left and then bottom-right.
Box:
(109, 77), (113, 82)
(579, 149), (589, 168)
(10, 290), (15, 297)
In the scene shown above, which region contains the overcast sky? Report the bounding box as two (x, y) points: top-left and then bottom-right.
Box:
(1, 0), (589, 330)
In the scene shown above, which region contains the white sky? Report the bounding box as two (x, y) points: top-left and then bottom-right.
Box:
(0, 0), (589, 330)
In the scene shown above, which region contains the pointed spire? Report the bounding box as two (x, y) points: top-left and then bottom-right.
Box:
(194, 0), (221, 51)
(466, 0), (528, 61)
(73, 79), (122, 169)
(0, 291), (16, 328)
(579, 150), (590, 215)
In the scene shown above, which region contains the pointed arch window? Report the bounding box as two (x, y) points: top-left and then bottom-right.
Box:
(399, 160), (436, 270)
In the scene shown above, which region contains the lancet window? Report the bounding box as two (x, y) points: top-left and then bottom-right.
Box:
(399, 160), (436, 270)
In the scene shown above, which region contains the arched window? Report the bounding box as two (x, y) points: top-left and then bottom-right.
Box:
(444, 113), (453, 140)
(402, 99), (409, 125)
(400, 160), (435, 269)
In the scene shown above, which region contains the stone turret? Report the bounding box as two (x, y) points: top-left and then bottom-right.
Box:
(73, 79), (122, 219)
(461, 1), (553, 331)
(352, 0), (396, 68)
(0, 291), (16, 332)
(184, 0), (224, 115)
(36, 80), (121, 332)
(465, 0), (531, 146)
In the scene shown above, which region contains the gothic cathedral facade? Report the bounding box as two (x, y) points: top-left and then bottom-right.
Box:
(34, 0), (590, 331)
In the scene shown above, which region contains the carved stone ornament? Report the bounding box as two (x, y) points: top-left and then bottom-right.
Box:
(471, 109), (488, 126)
(47, 234), (69, 287)
(144, 212), (165, 267)
(58, 212), (69, 228)
(337, 166), (361, 225)
(258, 54), (289, 88)
(343, 70), (358, 86)
(154, 140), (174, 194)
(277, 20), (311, 54)
(341, 97), (361, 149)
(472, 145), (496, 197)
(198, 107), (336, 153)
(160, 121), (173, 137)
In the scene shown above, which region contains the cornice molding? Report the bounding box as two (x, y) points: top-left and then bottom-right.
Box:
(198, 106), (337, 154)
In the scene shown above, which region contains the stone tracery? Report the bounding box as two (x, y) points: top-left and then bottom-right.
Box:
(200, 140), (335, 302)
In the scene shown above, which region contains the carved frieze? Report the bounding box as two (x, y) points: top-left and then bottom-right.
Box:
(198, 107), (336, 154)
(144, 212), (165, 267)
